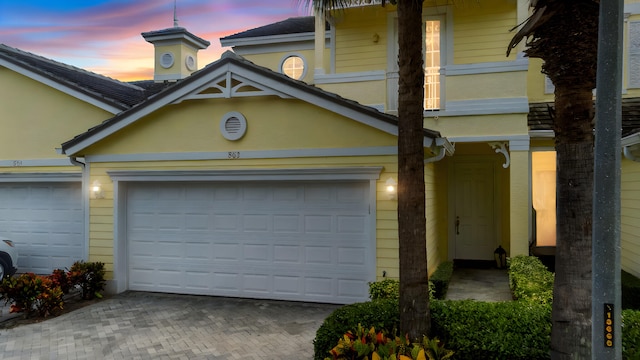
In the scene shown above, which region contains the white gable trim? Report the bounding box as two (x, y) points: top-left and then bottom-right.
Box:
(107, 167), (383, 182)
(63, 56), (422, 155)
(85, 146), (398, 163)
(0, 58), (123, 114)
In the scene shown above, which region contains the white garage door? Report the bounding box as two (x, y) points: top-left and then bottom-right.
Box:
(127, 181), (373, 304)
(0, 182), (84, 274)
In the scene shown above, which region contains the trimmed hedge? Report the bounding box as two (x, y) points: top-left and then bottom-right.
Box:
(367, 261), (454, 302)
(509, 255), (554, 304)
(622, 270), (640, 310)
(431, 300), (551, 360)
(430, 261), (454, 300)
(317, 257), (640, 360)
(314, 299), (553, 360)
(313, 299), (400, 360)
(623, 309), (640, 359)
(368, 279), (399, 301)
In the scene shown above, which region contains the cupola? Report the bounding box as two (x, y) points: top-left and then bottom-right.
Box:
(141, 8), (210, 82)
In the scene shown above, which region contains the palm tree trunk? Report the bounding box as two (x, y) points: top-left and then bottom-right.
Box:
(397, 0), (430, 341)
(551, 85), (594, 359)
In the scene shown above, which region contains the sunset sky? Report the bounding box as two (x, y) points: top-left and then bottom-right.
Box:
(0, 0), (310, 81)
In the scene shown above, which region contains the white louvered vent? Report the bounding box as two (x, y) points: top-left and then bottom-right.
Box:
(220, 112), (247, 141)
(160, 52), (174, 69)
(225, 117), (242, 133)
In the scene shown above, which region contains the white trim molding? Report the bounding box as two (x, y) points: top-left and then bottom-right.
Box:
(0, 172), (81, 182)
(107, 167), (384, 182)
(435, 97), (530, 117)
(0, 158), (77, 167)
(314, 71), (386, 84)
(85, 147), (398, 163)
(442, 59), (529, 76)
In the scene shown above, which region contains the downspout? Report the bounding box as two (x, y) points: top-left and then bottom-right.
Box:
(69, 156), (91, 263)
(70, 156), (85, 168)
(623, 146), (640, 162)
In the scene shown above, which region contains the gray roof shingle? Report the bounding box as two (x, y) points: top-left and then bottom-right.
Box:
(529, 99), (640, 137)
(221, 16), (327, 41)
(0, 44), (151, 110)
(62, 51), (442, 154)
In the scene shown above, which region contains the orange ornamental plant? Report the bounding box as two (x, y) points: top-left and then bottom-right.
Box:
(325, 324), (453, 360)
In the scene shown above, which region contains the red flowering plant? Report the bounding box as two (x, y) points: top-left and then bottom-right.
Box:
(0, 273), (64, 318)
(49, 268), (71, 294)
(325, 324), (453, 360)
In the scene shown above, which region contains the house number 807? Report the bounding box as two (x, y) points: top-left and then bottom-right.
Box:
(228, 152), (240, 159)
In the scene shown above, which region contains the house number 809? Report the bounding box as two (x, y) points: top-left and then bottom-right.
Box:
(228, 152), (240, 159)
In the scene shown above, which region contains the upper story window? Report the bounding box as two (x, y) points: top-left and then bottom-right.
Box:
(629, 21), (640, 88)
(281, 54), (306, 80)
(424, 20), (441, 110)
(388, 15), (444, 112)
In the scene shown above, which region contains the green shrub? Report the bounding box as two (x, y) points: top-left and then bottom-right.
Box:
(0, 273), (64, 318)
(313, 299), (400, 360)
(430, 261), (454, 300)
(431, 299), (551, 360)
(68, 261), (106, 299)
(623, 309), (640, 359)
(622, 270), (640, 310)
(368, 279), (399, 301)
(508, 255), (554, 304)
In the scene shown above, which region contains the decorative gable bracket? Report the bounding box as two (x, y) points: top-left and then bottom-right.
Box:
(172, 71), (292, 104)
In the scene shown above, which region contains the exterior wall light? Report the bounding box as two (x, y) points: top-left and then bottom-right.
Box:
(91, 180), (104, 199)
(385, 177), (397, 200)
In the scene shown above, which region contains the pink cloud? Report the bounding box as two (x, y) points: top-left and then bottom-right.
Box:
(1, 0), (308, 80)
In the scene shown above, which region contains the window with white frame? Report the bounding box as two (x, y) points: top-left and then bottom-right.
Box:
(424, 20), (441, 110)
(629, 21), (640, 88)
(281, 55), (306, 80)
(388, 15), (444, 112)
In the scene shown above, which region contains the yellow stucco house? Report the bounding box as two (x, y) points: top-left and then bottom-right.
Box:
(1, 0), (639, 304)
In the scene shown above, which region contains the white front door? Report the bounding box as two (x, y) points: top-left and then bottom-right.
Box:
(453, 160), (497, 260)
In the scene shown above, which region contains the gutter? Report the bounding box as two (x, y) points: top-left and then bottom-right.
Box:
(425, 137), (454, 163)
(70, 156), (85, 168)
(624, 146), (640, 162)
(622, 132), (640, 162)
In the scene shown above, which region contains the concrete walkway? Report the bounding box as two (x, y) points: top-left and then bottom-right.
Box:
(445, 267), (513, 302)
(0, 291), (339, 360)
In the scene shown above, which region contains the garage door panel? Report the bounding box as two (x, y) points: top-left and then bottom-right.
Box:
(127, 181), (372, 303)
(0, 182), (83, 274)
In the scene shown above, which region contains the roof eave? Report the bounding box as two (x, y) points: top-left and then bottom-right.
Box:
(220, 31), (326, 48)
(0, 55), (128, 114)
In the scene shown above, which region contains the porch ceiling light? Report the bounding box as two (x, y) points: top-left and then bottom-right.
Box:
(385, 177), (397, 200)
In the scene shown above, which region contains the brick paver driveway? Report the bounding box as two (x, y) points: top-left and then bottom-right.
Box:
(0, 291), (339, 360)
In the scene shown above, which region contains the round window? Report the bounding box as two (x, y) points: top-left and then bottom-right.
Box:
(160, 52), (174, 69)
(281, 55), (305, 80)
(185, 55), (196, 71)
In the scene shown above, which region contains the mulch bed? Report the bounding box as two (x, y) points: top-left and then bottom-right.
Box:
(0, 292), (107, 329)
